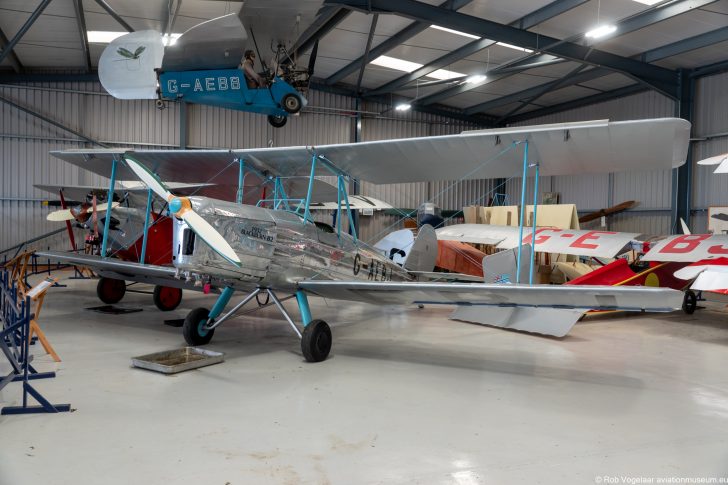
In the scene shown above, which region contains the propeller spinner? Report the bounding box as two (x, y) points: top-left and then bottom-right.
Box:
(123, 155), (242, 267)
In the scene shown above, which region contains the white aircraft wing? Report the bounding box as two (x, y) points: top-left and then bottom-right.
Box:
(437, 224), (639, 258)
(306, 195), (392, 211)
(299, 281), (683, 336)
(642, 234), (728, 262)
(697, 152), (728, 173)
(50, 118), (690, 185)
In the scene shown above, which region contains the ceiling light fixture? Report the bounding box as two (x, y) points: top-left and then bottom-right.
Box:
(496, 42), (533, 53)
(87, 31), (181, 45)
(370, 55), (464, 80)
(631, 0), (662, 5)
(466, 74), (487, 84)
(584, 24), (617, 39)
(430, 25), (479, 40)
(395, 103), (412, 111)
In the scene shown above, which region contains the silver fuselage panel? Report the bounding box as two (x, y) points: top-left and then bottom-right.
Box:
(172, 197), (412, 291)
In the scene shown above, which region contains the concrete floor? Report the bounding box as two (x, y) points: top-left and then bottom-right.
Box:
(2, 274), (728, 484)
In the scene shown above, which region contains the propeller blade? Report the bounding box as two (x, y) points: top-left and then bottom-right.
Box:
(181, 210), (241, 267)
(307, 40), (319, 77)
(88, 201), (120, 214)
(47, 209), (76, 221)
(123, 155), (173, 201)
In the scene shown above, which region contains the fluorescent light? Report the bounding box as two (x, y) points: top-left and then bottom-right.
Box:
(496, 42), (533, 53)
(371, 55), (422, 73)
(87, 31), (126, 43)
(430, 25), (479, 40)
(466, 74), (487, 84)
(370, 55), (464, 80)
(585, 24), (617, 39)
(87, 30), (181, 45)
(632, 0), (662, 4)
(395, 103), (411, 111)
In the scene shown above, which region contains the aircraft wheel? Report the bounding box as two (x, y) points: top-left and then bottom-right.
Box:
(301, 319), (332, 363)
(281, 93), (302, 114)
(183, 308), (215, 345)
(96, 277), (126, 304)
(153, 285), (183, 312)
(682, 290), (697, 315)
(268, 114), (287, 128)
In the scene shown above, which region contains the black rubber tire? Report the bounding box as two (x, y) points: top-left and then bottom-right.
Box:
(682, 290), (697, 315)
(96, 277), (126, 304)
(281, 93), (302, 114)
(153, 285), (183, 312)
(183, 307), (215, 346)
(301, 319), (332, 363)
(268, 114), (287, 128)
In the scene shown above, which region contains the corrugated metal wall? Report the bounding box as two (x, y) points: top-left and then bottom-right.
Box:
(4, 75), (728, 254)
(509, 90), (676, 234)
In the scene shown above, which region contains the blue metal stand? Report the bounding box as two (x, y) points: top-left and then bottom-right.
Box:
(209, 286), (235, 320)
(237, 158), (245, 204)
(0, 270), (70, 415)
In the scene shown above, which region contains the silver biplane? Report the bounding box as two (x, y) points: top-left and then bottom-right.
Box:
(40, 118), (691, 362)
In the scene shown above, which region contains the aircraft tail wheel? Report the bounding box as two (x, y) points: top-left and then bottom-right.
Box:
(682, 290), (697, 315)
(153, 285), (183, 311)
(281, 93), (302, 114)
(268, 115), (287, 128)
(183, 307), (215, 345)
(96, 277), (126, 304)
(301, 319), (332, 363)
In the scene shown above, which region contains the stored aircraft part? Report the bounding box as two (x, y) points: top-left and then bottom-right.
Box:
(578, 200), (637, 223)
(98, 30), (164, 99)
(481, 244), (532, 284)
(49, 119), (691, 185)
(161, 14), (247, 72)
(435, 240), (485, 277)
(642, 234), (728, 262)
(437, 224), (638, 259)
(374, 229), (414, 266)
(298, 281), (684, 312)
(450, 307), (584, 337)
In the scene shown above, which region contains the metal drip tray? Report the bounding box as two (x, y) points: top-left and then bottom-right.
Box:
(131, 347), (224, 374)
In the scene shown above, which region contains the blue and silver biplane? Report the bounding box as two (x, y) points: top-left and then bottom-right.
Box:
(38, 119), (691, 362)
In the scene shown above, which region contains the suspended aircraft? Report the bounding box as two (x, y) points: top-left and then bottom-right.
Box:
(38, 118), (692, 361)
(99, 2), (320, 128)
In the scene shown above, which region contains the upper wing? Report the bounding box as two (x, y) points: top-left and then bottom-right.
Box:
(642, 234), (728, 262)
(437, 224), (639, 258)
(306, 195), (393, 211)
(162, 14), (247, 71)
(50, 118), (690, 185)
(298, 281), (683, 312)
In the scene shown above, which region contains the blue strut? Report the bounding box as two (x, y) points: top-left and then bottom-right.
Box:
(100, 157), (118, 259)
(139, 188), (153, 264)
(529, 163), (540, 285)
(295, 290), (312, 326)
(515, 141), (529, 283)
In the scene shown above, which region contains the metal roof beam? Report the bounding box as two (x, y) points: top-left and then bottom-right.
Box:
(356, 14), (379, 93)
(93, 0), (134, 32)
(0, 27), (23, 73)
(504, 84), (648, 123)
(324, 0), (473, 85)
(72, 0), (91, 72)
(327, 0), (678, 98)
(0, 0), (53, 66)
(613, 0), (718, 40)
(365, 0), (587, 97)
(642, 25), (728, 63)
(289, 6), (351, 60)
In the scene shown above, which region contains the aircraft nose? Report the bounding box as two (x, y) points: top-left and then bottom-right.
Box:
(169, 197), (182, 214)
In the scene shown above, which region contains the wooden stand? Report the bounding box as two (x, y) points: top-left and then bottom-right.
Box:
(3, 252), (62, 362)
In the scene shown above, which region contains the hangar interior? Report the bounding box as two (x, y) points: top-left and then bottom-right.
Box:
(1, 0), (728, 483)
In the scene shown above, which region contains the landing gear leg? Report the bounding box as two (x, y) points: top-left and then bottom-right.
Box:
(182, 286), (235, 345)
(295, 291), (331, 363)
